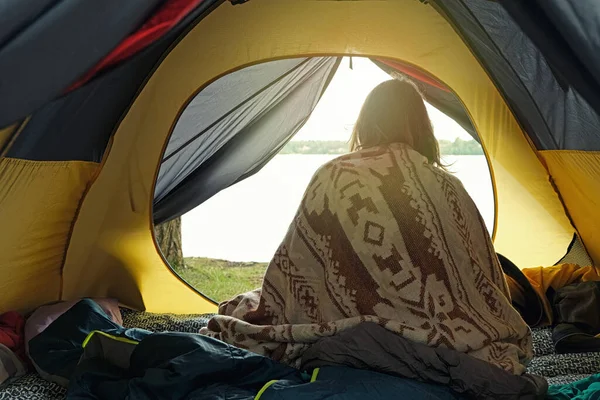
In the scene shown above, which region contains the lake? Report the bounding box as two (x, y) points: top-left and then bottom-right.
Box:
(182, 154), (494, 262)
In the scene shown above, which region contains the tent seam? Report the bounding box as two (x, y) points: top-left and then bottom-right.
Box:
(0, 117), (30, 157)
(57, 163), (101, 301)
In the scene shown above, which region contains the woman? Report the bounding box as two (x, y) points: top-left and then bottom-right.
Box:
(200, 79), (533, 375)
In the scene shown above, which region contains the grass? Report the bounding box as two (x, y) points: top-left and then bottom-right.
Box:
(178, 257), (267, 303)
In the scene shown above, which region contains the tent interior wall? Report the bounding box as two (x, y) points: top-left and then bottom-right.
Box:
(0, 0), (598, 315)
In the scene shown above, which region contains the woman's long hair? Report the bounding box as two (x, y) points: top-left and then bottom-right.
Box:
(349, 78), (446, 169)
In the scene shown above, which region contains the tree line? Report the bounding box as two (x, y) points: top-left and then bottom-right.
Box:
(281, 138), (483, 155)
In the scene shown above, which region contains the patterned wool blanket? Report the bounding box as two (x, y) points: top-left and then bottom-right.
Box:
(200, 144), (533, 374)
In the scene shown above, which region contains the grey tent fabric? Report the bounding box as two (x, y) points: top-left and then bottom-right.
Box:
(5, 0), (219, 163)
(0, 0), (55, 47)
(153, 57), (340, 223)
(501, 1), (600, 124)
(433, 0), (600, 151)
(462, 0), (600, 151)
(0, 0), (165, 128)
(431, 1), (555, 151)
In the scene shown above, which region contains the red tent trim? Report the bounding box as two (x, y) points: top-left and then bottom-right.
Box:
(68, 0), (204, 92)
(376, 59), (450, 92)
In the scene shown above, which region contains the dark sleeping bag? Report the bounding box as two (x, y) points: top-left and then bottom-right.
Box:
(551, 281), (600, 353)
(68, 331), (463, 399)
(27, 298), (150, 387)
(27, 299), (464, 399)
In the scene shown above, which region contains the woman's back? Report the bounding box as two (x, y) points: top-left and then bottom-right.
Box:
(201, 78), (532, 376)
(202, 143), (532, 374)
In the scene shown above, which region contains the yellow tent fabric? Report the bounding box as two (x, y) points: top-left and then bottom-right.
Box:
(0, 123), (17, 153)
(0, 119), (28, 157)
(541, 150), (600, 266)
(59, 0), (573, 314)
(522, 264), (600, 326)
(0, 158), (97, 312)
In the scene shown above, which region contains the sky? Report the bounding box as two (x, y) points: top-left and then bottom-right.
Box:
(293, 57), (472, 142)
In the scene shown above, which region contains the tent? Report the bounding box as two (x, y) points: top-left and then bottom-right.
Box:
(1, 0), (599, 315)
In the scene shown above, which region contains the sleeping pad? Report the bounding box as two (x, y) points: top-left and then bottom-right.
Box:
(28, 299), (465, 399)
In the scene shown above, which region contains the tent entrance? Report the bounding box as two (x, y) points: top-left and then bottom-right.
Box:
(152, 56), (494, 303)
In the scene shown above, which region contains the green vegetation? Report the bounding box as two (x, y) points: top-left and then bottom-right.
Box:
(281, 138), (483, 155)
(177, 257), (267, 302)
(438, 138), (483, 155)
(280, 140), (349, 155)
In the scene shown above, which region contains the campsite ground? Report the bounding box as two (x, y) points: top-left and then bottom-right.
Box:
(179, 257), (266, 302)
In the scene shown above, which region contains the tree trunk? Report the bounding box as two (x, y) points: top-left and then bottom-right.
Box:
(155, 217), (184, 270)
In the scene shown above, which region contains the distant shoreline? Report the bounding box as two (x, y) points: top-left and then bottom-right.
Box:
(281, 139), (484, 155)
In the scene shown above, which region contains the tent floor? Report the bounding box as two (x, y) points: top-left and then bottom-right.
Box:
(0, 309), (595, 399)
